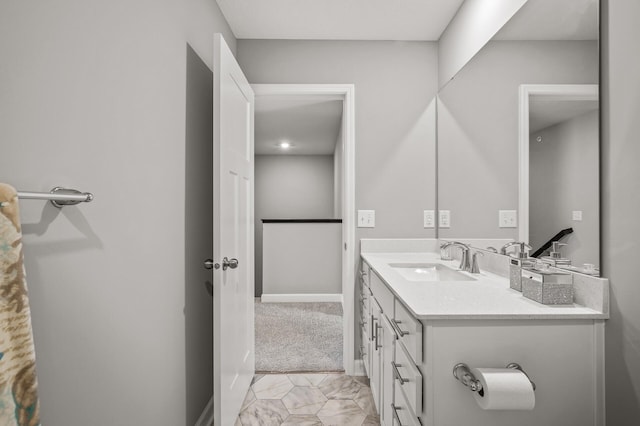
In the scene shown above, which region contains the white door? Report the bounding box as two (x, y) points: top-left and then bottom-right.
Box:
(212, 33), (255, 425)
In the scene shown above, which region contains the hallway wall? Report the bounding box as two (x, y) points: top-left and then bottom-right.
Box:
(0, 1), (236, 425)
(255, 154), (335, 296)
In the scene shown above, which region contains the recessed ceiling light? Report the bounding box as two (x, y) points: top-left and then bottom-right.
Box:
(278, 141), (291, 149)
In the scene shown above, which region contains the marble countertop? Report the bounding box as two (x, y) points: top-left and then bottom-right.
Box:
(361, 251), (607, 320)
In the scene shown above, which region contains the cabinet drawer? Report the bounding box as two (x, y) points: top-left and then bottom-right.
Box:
(370, 271), (394, 315)
(393, 342), (422, 415)
(393, 300), (423, 364)
(392, 381), (421, 426)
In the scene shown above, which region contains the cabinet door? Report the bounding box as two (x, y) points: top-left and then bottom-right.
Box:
(370, 301), (383, 412)
(380, 314), (397, 426)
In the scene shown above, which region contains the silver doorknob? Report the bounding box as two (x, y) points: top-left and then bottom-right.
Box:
(204, 259), (219, 270)
(222, 257), (239, 271)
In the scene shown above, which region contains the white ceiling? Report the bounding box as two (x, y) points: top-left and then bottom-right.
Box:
(255, 98), (343, 155)
(216, 0), (465, 41)
(494, 0), (598, 40)
(530, 99), (598, 133)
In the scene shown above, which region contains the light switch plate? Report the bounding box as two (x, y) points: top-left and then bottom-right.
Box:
(358, 210), (375, 228)
(572, 210), (583, 221)
(424, 210), (435, 228)
(439, 210), (451, 228)
(499, 210), (518, 228)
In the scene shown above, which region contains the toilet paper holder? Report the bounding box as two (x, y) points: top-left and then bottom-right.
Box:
(453, 363), (536, 392)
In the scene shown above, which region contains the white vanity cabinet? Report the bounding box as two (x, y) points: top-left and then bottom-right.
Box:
(359, 257), (606, 426)
(359, 261), (421, 426)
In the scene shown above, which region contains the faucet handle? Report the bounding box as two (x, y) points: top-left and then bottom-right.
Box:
(500, 241), (519, 255)
(471, 251), (484, 274)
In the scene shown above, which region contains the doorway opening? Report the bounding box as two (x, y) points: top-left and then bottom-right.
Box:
(252, 84), (356, 375)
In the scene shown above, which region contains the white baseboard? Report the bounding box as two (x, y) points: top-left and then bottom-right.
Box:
(260, 293), (343, 303)
(353, 359), (366, 376)
(195, 396), (213, 426)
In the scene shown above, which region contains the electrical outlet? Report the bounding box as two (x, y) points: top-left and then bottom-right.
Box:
(572, 210), (583, 221)
(357, 210), (375, 228)
(439, 210), (451, 228)
(424, 210), (435, 228)
(499, 210), (518, 228)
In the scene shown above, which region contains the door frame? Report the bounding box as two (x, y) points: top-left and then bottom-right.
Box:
(252, 83), (356, 375)
(518, 83), (599, 243)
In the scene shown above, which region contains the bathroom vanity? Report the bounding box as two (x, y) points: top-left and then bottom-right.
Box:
(359, 239), (608, 426)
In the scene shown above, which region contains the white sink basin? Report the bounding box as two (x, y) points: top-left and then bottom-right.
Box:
(388, 263), (476, 282)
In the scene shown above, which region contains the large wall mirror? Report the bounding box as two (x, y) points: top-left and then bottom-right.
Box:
(436, 0), (600, 274)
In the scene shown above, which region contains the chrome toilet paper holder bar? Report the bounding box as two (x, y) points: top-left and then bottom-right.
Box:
(453, 363), (536, 392)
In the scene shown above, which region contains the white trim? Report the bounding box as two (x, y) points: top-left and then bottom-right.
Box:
(195, 396), (214, 426)
(260, 293), (343, 303)
(594, 320), (606, 426)
(252, 84), (356, 375)
(353, 359), (366, 377)
(518, 84), (598, 243)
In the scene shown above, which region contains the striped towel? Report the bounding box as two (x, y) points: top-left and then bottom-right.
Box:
(0, 184), (40, 426)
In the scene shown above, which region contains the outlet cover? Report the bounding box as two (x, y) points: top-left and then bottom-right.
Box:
(572, 210), (583, 221)
(424, 210), (435, 228)
(358, 210), (375, 228)
(499, 210), (518, 228)
(439, 210), (451, 228)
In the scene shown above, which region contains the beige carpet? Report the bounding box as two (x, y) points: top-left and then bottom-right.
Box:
(255, 301), (343, 373)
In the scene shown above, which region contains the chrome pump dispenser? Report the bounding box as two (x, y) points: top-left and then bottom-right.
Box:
(541, 242), (571, 267)
(509, 242), (534, 292)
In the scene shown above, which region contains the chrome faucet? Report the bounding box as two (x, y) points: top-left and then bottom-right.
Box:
(441, 241), (471, 271)
(500, 241), (521, 256)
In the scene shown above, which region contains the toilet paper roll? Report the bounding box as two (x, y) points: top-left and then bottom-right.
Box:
(470, 367), (535, 410)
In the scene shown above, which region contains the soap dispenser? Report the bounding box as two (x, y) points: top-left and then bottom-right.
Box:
(541, 242), (571, 267)
(509, 242), (534, 292)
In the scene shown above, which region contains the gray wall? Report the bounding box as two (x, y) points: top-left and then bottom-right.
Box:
(184, 46), (214, 425)
(530, 110), (599, 267)
(437, 40), (599, 239)
(262, 223), (342, 295)
(601, 0), (640, 423)
(255, 155), (335, 296)
(0, 1), (235, 425)
(238, 40), (439, 241)
(438, 0), (527, 88)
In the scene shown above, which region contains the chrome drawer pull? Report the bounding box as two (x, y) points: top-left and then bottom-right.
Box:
(370, 315), (376, 342)
(392, 361), (409, 385)
(391, 404), (404, 426)
(391, 319), (409, 337)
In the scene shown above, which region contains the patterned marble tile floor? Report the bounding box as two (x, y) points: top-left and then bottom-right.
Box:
(235, 373), (380, 426)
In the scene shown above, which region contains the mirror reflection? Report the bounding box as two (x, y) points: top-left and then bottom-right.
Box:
(436, 0), (600, 275)
(527, 88), (599, 273)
